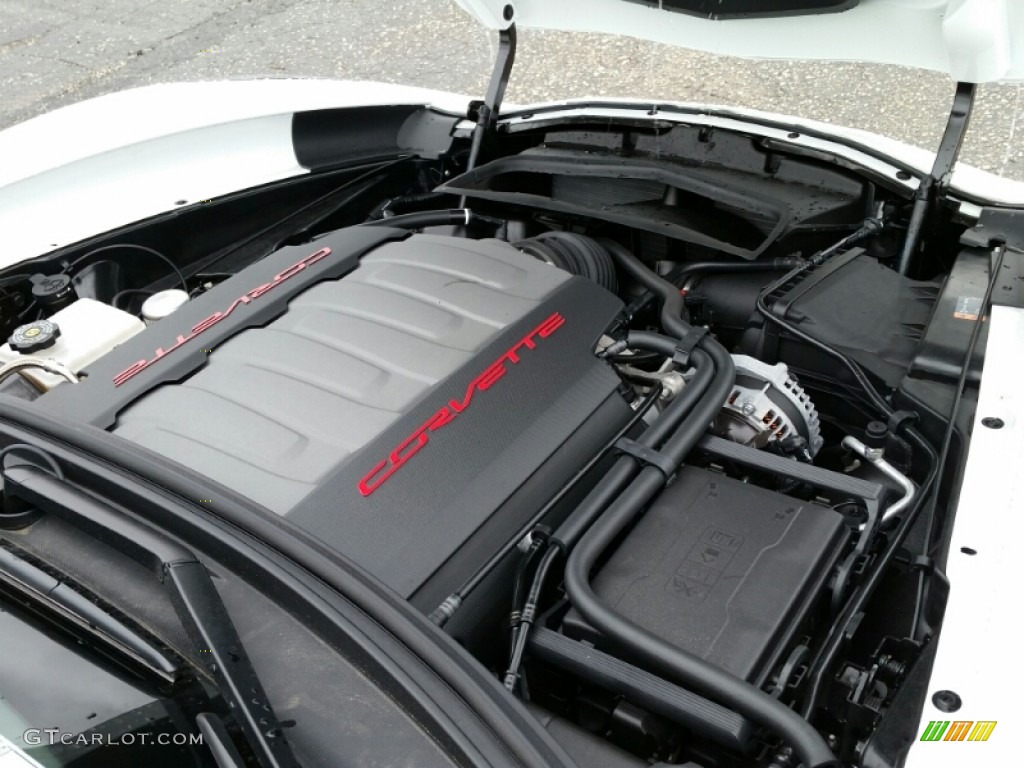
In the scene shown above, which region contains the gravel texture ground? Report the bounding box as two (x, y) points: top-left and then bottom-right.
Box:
(2, 0), (1022, 178)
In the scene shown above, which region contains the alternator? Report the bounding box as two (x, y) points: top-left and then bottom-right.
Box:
(714, 355), (823, 458)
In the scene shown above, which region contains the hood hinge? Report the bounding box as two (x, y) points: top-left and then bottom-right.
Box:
(898, 81), (977, 274)
(459, 23), (517, 206)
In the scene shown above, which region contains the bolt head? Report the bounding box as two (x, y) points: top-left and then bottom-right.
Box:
(932, 689), (962, 713)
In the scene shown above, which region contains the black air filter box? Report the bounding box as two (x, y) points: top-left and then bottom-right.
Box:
(741, 248), (939, 388)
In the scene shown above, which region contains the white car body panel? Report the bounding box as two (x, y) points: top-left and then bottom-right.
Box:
(905, 303), (1023, 765)
(0, 80), (468, 269)
(0, 734), (45, 768)
(456, 0), (1024, 83)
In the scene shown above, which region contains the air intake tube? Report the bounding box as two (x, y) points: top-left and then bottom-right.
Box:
(515, 232), (618, 293)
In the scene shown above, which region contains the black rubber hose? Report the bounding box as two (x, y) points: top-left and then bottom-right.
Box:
(550, 460), (637, 553)
(621, 330), (679, 358)
(512, 336), (718, 686)
(511, 535), (545, 612)
(601, 239), (691, 339)
(552, 341), (715, 551)
(674, 257), (804, 287)
(361, 209), (500, 230)
(503, 546), (561, 691)
(565, 330), (835, 765)
(527, 627), (755, 752)
(564, 396), (836, 766)
(369, 190), (452, 219)
(668, 217), (882, 294)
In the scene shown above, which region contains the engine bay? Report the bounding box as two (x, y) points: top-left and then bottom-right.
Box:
(0, 105), (1009, 768)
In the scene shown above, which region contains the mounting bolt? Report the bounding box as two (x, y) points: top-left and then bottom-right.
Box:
(932, 689), (962, 713)
(981, 417), (1004, 429)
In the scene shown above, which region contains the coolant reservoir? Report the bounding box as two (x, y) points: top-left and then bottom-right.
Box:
(0, 298), (145, 392)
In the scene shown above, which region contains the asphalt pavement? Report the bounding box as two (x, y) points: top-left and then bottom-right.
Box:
(2, 0), (1022, 178)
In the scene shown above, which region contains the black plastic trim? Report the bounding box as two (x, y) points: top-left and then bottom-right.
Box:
(0, 402), (579, 768)
(292, 106), (461, 171)
(625, 0), (858, 20)
(3, 466), (300, 768)
(529, 627), (754, 750)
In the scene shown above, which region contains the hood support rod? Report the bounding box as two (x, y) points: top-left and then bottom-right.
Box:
(898, 81), (976, 275)
(459, 23), (517, 206)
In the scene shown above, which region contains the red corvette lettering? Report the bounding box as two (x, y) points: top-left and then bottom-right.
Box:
(113, 247), (332, 386)
(357, 312), (566, 497)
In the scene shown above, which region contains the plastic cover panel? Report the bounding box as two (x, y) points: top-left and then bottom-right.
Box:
(573, 465), (847, 683)
(112, 235), (570, 514)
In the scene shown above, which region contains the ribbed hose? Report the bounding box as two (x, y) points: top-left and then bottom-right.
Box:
(515, 232), (619, 293)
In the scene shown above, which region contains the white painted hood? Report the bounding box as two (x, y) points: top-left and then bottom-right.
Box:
(456, 0), (1024, 83)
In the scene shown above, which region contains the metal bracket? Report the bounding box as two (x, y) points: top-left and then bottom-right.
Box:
(898, 82), (977, 274)
(460, 23), (517, 206)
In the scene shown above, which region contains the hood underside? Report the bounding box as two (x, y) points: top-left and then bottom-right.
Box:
(456, 0), (1024, 83)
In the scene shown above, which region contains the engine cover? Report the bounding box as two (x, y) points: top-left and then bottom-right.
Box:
(38, 228), (631, 602)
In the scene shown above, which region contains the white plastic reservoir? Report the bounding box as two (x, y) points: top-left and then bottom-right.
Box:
(0, 298), (145, 392)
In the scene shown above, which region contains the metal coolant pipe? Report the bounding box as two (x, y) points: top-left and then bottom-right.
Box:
(842, 435), (916, 523)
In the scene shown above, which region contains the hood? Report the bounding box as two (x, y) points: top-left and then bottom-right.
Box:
(455, 0), (1024, 83)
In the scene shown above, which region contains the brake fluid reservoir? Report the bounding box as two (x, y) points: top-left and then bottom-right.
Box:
(0, 298), (145, 392)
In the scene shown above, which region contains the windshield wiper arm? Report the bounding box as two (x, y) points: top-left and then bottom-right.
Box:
(3, 464), (301, 768)
(0, 544), (179, 679)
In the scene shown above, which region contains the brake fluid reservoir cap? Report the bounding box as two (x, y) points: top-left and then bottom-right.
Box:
(9, 319), (61, 353)
(141, 289), (189, 323)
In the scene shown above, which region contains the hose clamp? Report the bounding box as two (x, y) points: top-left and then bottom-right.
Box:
(671, 326), (708, 367)
(614, 438), (675, 479)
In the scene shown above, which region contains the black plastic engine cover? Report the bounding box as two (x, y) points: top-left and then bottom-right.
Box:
(288, 274), (631, 602)
(38, 230), (631, 603)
